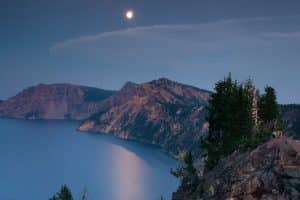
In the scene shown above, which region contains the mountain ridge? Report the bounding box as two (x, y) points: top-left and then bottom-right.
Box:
(78, 78), (212, 155)
(0, 83), (115, 120)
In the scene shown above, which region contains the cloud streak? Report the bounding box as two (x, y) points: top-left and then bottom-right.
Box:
(262, 31), (300, 38)
(50, 15), (300, 52)
(50, 24), (197, 51)
(49, 17), (272, 52)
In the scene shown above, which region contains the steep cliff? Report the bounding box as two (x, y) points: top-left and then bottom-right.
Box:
(0, 83), (115, 120)
(172, 136), (300, 200)
(78, 78), (211, 155)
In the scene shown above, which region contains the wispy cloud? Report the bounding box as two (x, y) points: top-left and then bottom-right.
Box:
(50, 15), (300, 52)
(49, 17), (273, 52)
(262, 31), (300, 38)
(50, 24), (197, 51)
(48, 15), (300, 72)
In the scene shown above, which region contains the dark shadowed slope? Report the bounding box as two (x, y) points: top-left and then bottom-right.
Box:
(78, 78), (212, 155)
(281, 104), (300, 139)
(0, 84), (115, 120)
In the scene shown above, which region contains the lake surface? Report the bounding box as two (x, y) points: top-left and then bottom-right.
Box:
(0, 118), (179, 200)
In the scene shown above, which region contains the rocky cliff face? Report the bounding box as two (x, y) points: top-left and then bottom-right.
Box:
(0, 84), (115, 120)
(172, 136), (300, 200)
(78, 78), (211, 155)
(281, 104), (300, 139)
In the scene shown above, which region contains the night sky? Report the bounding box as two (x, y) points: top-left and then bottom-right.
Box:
(1, 0), (300, 103)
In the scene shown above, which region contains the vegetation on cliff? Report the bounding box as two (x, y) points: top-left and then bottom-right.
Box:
(203, 75), (282, 170)
(173, 136), (300, 200)
(172, 75), (293, 200)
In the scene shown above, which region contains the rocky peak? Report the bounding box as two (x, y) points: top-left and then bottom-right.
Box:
(150, 77), (175, 86)
(122, 81), (138, 90)
(78, 78), (212, 155)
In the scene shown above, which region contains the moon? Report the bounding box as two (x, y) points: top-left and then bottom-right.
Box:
(125, 10), (134, 20)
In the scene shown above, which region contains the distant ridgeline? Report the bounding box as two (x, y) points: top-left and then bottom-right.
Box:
(0, 84), (115, 120)
(0, 79), (299, 157)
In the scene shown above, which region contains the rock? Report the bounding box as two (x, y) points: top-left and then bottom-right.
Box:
(172, 137), (300, 200)
(0, 83), (115, 120)
(78, 78), (212, 155)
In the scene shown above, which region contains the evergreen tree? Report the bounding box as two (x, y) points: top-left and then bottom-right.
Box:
(81, 188), (88, 200)
(49, 185), (73, 200)
(171, 151), (197, 183)
(204, 76), (283, 170)
(204, 75), (255, 170)
(184, 151), (197, 175)
(258, 86), (282, 131)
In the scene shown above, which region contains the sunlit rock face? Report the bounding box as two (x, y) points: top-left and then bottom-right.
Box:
(280, 104), (300, 139)
(172, 136), (300, 200)
(0, 84), (115, 120)
(78, 78), (212, 155)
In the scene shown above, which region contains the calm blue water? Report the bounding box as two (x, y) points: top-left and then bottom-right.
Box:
(0, 118), (179, 200)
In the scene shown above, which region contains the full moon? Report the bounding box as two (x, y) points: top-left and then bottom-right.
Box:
(125, 10), (134, 20)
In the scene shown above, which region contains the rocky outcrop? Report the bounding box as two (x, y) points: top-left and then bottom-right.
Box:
(172, 137), (300, 200)
(0, 84), (115, 120)
(281, 104), (300, 139)
(78, 78), (211, 155)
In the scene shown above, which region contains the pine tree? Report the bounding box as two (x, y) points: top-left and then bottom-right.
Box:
(170, 151), (197, 186)
(204, 76), (283, 170)
(204, 75), (256, 170)
(184, 151), (197, 175)
(49, 185), (73, 200)
(81, 188), (88, 200)
(258, 86), (282, 131)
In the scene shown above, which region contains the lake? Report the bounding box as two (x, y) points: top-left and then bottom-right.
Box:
(0, 118), (179, 200)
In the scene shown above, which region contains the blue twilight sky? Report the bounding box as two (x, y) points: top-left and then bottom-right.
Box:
(1, 0), (300, 103)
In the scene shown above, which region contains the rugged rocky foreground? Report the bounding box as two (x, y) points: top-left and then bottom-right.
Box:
(0, 84), (115, 120)
(172, 136), (300, 200)
(78, 78), (211, 155)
